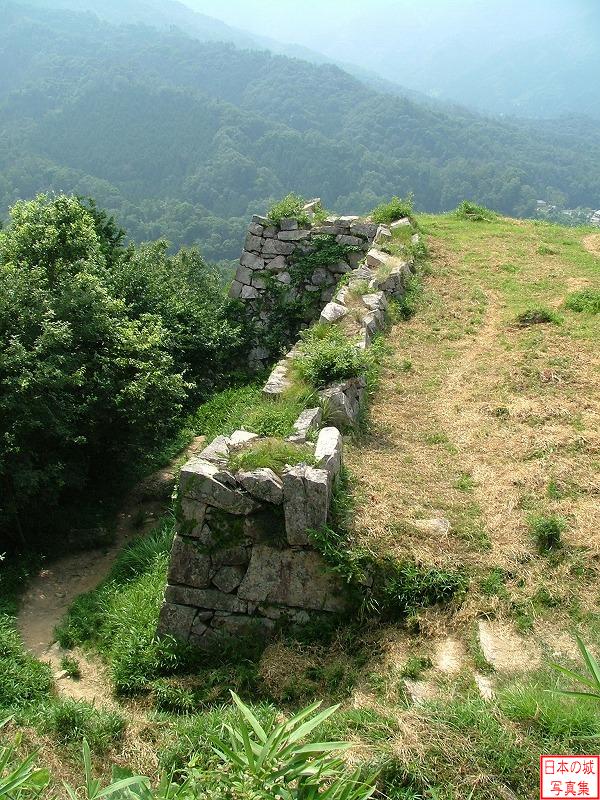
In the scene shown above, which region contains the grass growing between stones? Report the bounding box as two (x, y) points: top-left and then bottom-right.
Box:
(228, 439), (316, 474)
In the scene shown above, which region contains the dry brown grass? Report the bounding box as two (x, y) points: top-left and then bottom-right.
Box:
(346, 215), (600, 631)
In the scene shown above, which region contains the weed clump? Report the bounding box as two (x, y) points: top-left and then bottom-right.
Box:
(529, 514), (565, 553)
(40, 699), (125, 752)
(514, 307), (562, 327)
(454, 200), (497, 222)
(267, 193), (311, 226)
(371, 195), (413, 225)
(292, 325), (372, 389)
(60, 655), (81, 680)
(564, 289), (600, 314)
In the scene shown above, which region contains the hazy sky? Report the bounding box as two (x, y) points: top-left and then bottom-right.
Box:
(182, 0), (593, 47)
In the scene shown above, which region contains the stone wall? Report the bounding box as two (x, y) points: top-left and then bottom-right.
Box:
(229, 200), (381, 370)
(157, 427), (347, 648)
(158, 201), (421, 647)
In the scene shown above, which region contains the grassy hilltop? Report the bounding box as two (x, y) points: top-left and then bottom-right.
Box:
(1, 210), (599, 799)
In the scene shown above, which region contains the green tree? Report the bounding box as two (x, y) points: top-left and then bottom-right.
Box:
(0, 195), (188, 547)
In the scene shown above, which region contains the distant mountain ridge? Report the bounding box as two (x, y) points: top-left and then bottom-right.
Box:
(1, 1), (600, 262)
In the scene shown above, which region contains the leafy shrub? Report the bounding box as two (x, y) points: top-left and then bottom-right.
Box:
(0, 719), (49, 799)
(454, 200), (498, 221)
(209, 693), (377, 800)
(0, 194), (241, 549)
(529, 514), (565, 553)
(289, 234), (355, 284)
(267, 193), (310, 226)
(564, 289), (600, 314)
(40, 699), (125, 752)
(160, 702), (279, 775)
(0, 615), (53, 710)
(514, 307), (562, 326)
(229, 439), (315, 474)
(293, 325), (372, 389)
(549, 633), (600, 705)
(371, 196), (413, 225)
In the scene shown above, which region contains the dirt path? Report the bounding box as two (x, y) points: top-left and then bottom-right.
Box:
(17, 436), (205, 703)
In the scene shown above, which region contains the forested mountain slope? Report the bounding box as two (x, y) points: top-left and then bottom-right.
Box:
(2, 2), (600, 259)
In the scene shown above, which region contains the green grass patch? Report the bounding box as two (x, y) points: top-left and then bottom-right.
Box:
(60, 655), (81, 680)
(267, 193), (311, 226)
(454, 200), (498, 222)
(54, 518), (190, 695)
(229, 438), (315, 474)
(291, 324), (373, 389)
(0, 615), (53, 712)
(564, 288), (600, 314)
(528, 514), (565, 554)
(40, 699), (125, 753)
(514, 307), (562, 327)
(192, 382), (312, 440)
(371, 195), (414, 225)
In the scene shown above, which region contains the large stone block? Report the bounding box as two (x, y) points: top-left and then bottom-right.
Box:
(350, 221), (378, 239)
(320, 302), (348, 324)
(268, 255), (287, 272)
(291, 407), (322, 443)
(366, 248), (389, 268)
(240, 250), (266, 270)
(178, 498), (207, 536)
(228, 280), (243, 299)
(278, 229), (311, 242)
(283, 465), (329, 546)
(211, 613), (275, 638)
(157, 602), (197, 640)
(237, 468), (284, 505)
(336, 234), (365, 247)
(165, 585), (247, 613)
(198, 435), (229, 464)
(245, 233), (263, 252)
(314, 427), (343, 478)
(263, 362), (292, 397)
(212, 565), (246, 593)
(262, 238), (296, 256)
(235, 264), (254, 286)
(242, 285), (260, 300)
(180, 459), (259, 515)
(390, 217), (411, 229)
(251, 272), (268, 289)
(168, 535), (211, 588)
(237, 545), (347, 612)
(361, 291), (388, 313)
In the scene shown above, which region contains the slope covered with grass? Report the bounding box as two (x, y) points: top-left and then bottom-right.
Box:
(3, 212), (599, 800)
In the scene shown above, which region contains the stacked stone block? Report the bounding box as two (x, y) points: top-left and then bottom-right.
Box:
(158, 426), (347, 648)
(261, 220), (419, 427)
(229, 201), (380, 369)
